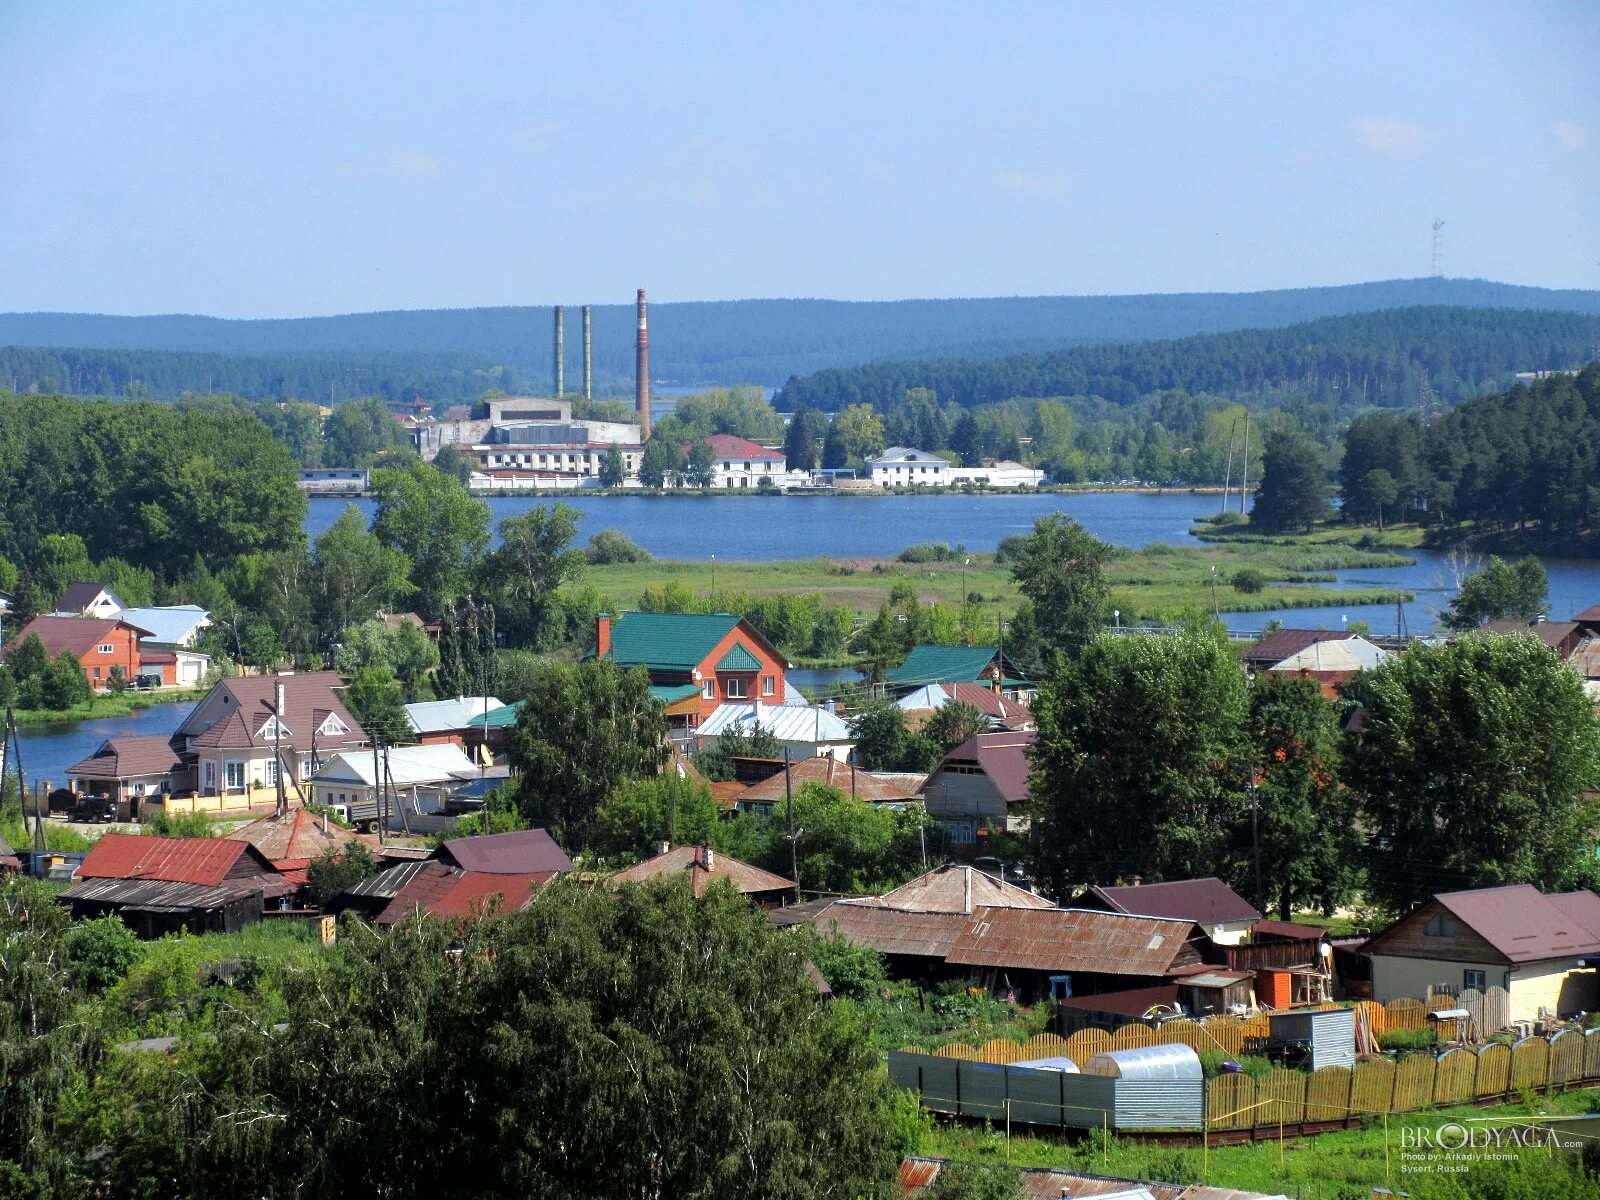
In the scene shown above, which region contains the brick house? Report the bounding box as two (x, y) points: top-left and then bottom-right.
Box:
(595, 611), (788, 730)
(7, 613), (149, 689)
(693, 434), (787, 488)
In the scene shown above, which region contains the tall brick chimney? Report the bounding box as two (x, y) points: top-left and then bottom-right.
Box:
(635, 288), (650, 435)
(553, 305), (565, 397)
(596, 612), (612, 657)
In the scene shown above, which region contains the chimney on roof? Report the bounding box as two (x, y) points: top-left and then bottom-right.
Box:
(657, 840), (671, 857)
(1129, 874), (1142, 886)
(596, 612), (612, 656)
(703, 846), (715, 870)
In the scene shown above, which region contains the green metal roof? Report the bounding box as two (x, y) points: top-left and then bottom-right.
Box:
(603, 611), (741, 670)
(887, 644), (1000, 686)
(649, 683), (703, 704)
(480, 702), (523, 729)
(715, 643), (763, 672)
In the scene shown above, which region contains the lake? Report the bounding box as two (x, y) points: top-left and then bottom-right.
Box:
(15, 701), (196, 794)
(306, 492), (1600, 636)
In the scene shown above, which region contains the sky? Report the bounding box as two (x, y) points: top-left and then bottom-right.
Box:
(1, 1), (1596, 317)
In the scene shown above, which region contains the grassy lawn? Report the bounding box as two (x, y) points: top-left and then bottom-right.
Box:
(924, 1087), (1600, 1196)
(12, 686), (207, 727)
(586, 541), (1414, 629)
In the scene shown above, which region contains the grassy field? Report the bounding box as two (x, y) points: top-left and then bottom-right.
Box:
(12, 686), (207, 727)
(924, 1087), (1600, 1197)
(587, 541), (1414, 629)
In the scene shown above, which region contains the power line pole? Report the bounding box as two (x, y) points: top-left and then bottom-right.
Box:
(783, 747), (798, 888)
(1237, 410), (1251, 515)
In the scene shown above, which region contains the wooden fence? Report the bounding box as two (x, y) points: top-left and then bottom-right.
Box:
(902, 988), (1594, 1137)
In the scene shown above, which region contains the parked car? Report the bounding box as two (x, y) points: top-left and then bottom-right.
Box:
(69, 795), (117, 823)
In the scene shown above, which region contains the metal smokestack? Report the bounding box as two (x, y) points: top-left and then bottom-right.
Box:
(635, 288), (651, 434)
(582, 305), (593, 401)
(553, 306), (565, 397)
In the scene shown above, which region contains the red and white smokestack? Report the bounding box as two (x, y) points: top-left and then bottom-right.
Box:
(635, 288), (651, 435)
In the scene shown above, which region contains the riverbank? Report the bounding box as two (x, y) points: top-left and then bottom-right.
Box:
(586, 541), (1415, 628)
(11, 687), (207, 728)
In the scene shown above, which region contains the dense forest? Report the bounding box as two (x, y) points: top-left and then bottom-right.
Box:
(2, 278), (1597, 396)
(776, 307), (1600, 412)
(1339, 362), (1600, 553)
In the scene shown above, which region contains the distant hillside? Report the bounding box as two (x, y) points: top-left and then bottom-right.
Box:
(775, 306), (1600, 413)
(2, 277), (1598, 399)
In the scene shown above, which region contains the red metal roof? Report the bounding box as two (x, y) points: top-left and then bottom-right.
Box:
(374, 862), (550, 925)
(702, 433), (784, 460)
(224, 807), (376, 870)
(6, 614), (148, 658)
(1366, 885), (1600, 964)
(77, 833), (274, 887)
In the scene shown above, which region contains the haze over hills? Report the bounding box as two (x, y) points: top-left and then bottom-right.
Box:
(3, 278), (1599, 403)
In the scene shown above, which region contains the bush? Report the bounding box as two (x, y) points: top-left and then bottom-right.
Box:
(305, 841), (378, 907)
(897, 542), (965, 564)
(1231, 568), (1268, 594)
(586, 529), (652, 565)
(1210, 511), (1248, 527)
(142, 811), (215, 838)
(1378, 1027), (1438, 1054)
(64, 914), (145, 992)
(805, 932), (888, 1001)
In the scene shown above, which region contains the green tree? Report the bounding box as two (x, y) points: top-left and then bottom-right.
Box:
(305, 841), (378, 907)
(333, 618), (439, 699)
(311, 505), (415, 644)
(343, 665), (412, 744)
(849, 699), (940, 772)
(1357, 468), (1399, 530)
(773, 782), (933, 894)
(1006, 513), (1112, 664)
(370, 461), (491, 617)
(150, 877), (900, 1199)
(324, 397), (415, 466)
(32, 533), (92, 605)
(784, 407), (819, 471)
(431, 443), (474, 485)
(1030, 625), (1249, 898)
(1442, 555), (1549, 630)
(4, 633), (49, 690)
(1342, 635), (1600, 914)
(507, 659), (668, 843)
(41, 651), (90, 709)
(489, 503), (586, 644)
(949, 411), (983, 467)
(924, 699), (991, 753)
(830, 403), (886, 464)
(684, 439), (717, 489)
(597, 443), (626, 488)
(921, 1162), (1023, 1200)
(637, 437), (678, 488)
(1249, 428), (1329, 533)
(62, 913), (144, 993)
(585, 529), (651, 564)
(1237, 673), (1359, 919)
(435, 597), (498, 699)
(591, 775), (720, 860)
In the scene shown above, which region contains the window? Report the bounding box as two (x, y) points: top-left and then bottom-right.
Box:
(726, 676), (747, 699)
(702, 680), (715, 700)
(762, 675), (775, 696)
(224, 760), (245, 790)
(1424, 914), (1456, 938)
(92, 666), (101, 680)
(264, 760), (278, 787)
(1463, 969), (1486, 991)
(97, 643), (114, 653)
(942, 820), (976, 844)
(318, 714), (349, 737)
(204, 761), (216, 791)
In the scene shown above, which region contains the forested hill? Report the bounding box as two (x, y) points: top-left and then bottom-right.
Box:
(776, 307), (1600, 413)
(3, 277), (1599, 397)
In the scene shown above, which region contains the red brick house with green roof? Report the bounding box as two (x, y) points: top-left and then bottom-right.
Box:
(596, 611), (788, 728)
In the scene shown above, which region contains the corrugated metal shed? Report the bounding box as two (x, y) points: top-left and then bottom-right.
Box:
(1267, 1007), (1356, 1071)
(1083, 1044), (1203, 1081)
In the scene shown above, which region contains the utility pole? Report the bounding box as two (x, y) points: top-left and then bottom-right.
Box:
(1237, 410), (1251, 515)
(372, 739), (385, 846)
(783, 747), (798, 888)
(1250, 772), (1262, 914)
(1219, 417), (1237, 514)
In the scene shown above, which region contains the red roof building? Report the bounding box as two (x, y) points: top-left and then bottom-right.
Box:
(694, 434), (787, 489)
(610, 845), (796, 905)
(76, 832), (278, 887)
(435, 828), (573, 875)
(374, 862), (550, 926)
(920, 731), (1036, 845)
(6, 614), (150, 689)
(224, 807), (379, 888)
(64, 833), (290, 936)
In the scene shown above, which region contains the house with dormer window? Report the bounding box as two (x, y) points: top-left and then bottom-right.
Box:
(173, 672), (367, 799)
(594, 611), (788, 733)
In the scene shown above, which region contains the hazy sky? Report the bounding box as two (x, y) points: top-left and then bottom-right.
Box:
(2, 2), (1595, 317)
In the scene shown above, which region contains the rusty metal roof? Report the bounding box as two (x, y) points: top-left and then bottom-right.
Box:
(811, 904), (971, 959)
(870, 864), (1053, 915)
(945, 907), (1200, 976)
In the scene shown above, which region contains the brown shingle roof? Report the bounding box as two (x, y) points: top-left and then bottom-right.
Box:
(944, 906), (1200, 976)
(436, 828), (572, 875)
(6, 614), (149, 658)
(1084, 878), (1262, 926)
(611, 845), (795, 896)
(1483, 619), (1581, 651)
(66, 735), (185, 781)
(183, 672), (366, 754)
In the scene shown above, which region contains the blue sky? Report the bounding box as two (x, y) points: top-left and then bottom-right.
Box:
(1, 1), (1595, 317)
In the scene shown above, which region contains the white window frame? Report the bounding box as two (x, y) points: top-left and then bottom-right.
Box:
(98, 643), (114, 654)
(204, 761), (217, 791)
(762, 675), (775, 697)
(701, 680), (714, 700)
(264, 759), (278, 787)
(224, 760), (246, 790)
(725, 676), (748, 699)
